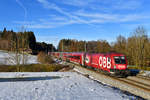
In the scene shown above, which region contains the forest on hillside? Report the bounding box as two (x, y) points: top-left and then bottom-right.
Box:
(58, 26), (150, 68)
(0, 26), (150, 68)
(0, 28), (55, 54)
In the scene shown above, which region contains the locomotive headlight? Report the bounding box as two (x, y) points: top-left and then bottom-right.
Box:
(114, 65), (116, 69)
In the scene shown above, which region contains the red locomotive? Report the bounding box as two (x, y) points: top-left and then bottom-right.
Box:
(50, 52), (130, 77)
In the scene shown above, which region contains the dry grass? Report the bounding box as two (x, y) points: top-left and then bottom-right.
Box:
(37, 52), (54, 64)
(0, 64), (65, 72)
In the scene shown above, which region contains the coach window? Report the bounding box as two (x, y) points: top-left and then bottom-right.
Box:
(76, 56), (80, 59)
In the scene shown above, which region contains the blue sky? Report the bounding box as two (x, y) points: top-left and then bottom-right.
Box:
(0, 0), (150, 47)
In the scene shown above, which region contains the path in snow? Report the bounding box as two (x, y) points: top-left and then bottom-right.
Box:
(0, 72), (139, 100)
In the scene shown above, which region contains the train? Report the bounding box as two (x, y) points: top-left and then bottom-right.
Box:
(49, 52), (130, 77)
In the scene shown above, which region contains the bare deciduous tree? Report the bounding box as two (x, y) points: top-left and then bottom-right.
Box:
(6, 28), (30, 72)
(132, 26), (148, 68)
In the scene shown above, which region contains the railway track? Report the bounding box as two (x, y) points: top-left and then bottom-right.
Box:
(53, 57), (150, 99)
(117, 78), (150, 92)
(63, 61), (150, 100)
(136, 75), (150, 81)
(86, 66), (150, 93)
(127, 76), (150, 87)
(65, 61), (150, 85)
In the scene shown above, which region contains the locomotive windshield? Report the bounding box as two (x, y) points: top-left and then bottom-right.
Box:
(114, 56), (126, 64)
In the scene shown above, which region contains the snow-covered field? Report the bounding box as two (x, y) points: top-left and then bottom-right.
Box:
(0, 72), (138, 100)
(0, 50), (38, 65)
(0, 50), (145, 99)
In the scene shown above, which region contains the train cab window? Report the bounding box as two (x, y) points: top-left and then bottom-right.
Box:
(114, 56), (126, 64)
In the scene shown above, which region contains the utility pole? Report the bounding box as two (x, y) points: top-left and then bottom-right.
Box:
(84, 41), (86, 52)
(51, 44), (53, 52)
(62, 39), (64, 52)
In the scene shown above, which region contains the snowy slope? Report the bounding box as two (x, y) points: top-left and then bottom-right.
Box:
(0, 50), (38, 65)
(0, 72), (138, 100)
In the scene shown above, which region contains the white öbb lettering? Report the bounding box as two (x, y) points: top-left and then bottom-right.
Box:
(85, 56), (90, 63)
(99, 56), (111, 69)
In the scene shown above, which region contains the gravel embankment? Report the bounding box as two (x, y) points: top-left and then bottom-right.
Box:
(127, 76), (150, 87)
(73, 65), (150, 100)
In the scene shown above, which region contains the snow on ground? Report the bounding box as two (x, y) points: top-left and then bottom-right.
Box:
(0, 50), (38, 65)
(0, 72), (138, 100)
(129, 68), (150, 77)
(140, 70), (150, 77)
(144, 71), (150, 76)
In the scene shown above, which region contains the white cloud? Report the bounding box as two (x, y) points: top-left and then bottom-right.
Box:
(75, 11), (149, 23)
(37, 0), (92, 24)
(118, 14), (148, 22)
(27, 18), (77, 29)
(113, 0), (141, 10)
(60, 0), (94, 7)
(19, 13), (149, 29)
(13, 0), (148, 29)
(75, 11), (118, 20)
(60, 0), (142, 10)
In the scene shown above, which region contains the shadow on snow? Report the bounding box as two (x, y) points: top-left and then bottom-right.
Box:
(0, 76), (61, 82)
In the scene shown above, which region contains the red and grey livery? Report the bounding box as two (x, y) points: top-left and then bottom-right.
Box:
(49, 52), (130, 77)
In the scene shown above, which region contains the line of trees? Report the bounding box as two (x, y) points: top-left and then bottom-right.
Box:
(1, 26), (149, 68)
(0, 28), (55, 54)
(58, 26), (150, 68)
(58, 39), (111, 53)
